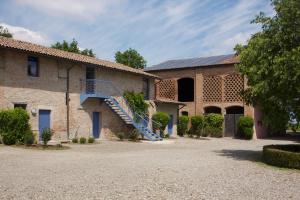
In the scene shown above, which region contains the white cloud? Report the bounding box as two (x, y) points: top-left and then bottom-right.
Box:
(0, 23), (50, 45)
(13, 0), (124, 20)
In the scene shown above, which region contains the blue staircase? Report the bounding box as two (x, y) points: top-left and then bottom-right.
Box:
(104, 97), (162, 141)
(80, 79), (162, 141)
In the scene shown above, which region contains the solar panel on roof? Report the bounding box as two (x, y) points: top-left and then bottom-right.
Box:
(144, 54), (236, 71)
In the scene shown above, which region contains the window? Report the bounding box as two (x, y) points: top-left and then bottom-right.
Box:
(14, 103), (27, 110)
(27, 56), (39, 77)
(181, 111), (189, 116)
(143, 78), (150, 100)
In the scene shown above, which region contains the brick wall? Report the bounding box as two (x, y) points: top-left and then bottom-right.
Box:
(149, 64), (263, 138)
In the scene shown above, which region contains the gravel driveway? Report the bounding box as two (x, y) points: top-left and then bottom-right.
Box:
(0, 138), (299, 200)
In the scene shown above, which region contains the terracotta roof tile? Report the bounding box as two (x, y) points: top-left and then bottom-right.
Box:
(0, 36), (158, 78)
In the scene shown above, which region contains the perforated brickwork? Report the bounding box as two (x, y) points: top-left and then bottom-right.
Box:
(157, 79), (176, 100)
(203, 76), (222, 102)
(224, 74), (243, 102)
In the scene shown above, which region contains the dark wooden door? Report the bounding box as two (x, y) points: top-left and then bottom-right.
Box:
(224, 114), (243, 137)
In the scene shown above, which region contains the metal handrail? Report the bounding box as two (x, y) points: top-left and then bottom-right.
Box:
(80, 79), (161, 131)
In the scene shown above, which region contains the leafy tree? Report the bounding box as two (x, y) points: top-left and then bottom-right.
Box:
(235, 0), (300, 134)
(51, 39), (95, 57)
(115, 48), (146, 69)
(0, 26), (13, 38)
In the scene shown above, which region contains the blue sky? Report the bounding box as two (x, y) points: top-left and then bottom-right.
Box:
(0, 0), (273, 66)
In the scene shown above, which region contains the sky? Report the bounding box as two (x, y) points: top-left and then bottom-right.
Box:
(0, 0), (274, 66)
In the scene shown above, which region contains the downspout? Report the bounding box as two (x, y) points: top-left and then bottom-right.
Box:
(66, 65), (75, 140)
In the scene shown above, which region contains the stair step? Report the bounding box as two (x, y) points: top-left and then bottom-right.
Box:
(105, 97), (162, 141)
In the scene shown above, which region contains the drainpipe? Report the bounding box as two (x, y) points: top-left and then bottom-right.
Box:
(66, 65), (75, 140)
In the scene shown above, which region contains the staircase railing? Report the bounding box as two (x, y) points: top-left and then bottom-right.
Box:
(80, 79), (161, 133)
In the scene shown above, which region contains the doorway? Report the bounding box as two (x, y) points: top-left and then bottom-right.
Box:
(92, 112), (101, 138)
(39, 110), (51, 141)
(224, 106), (244, 137)
(168, 115), (173, 135)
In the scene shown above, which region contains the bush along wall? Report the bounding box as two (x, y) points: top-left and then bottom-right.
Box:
(0, 108), (32, 145)
(237, 116), (254, 139)
(152, 112), (170, 138)
(190, 115), (204, 138)
(204, 114), (224, 138)
(178, 116), (189, 137)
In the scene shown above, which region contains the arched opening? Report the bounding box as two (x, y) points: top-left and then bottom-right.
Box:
(177, 78), (194, 102)
(226, 106), (244, 114)
(204, 106), (222, 114)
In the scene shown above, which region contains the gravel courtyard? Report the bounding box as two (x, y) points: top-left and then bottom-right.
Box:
(0, 138), (299, 200)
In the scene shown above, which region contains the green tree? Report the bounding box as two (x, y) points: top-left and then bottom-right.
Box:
(51, 39), (95, 57)
(0, 26), (13, 38)
(115, 48), (146, 69)
(235, 0), (300, 133)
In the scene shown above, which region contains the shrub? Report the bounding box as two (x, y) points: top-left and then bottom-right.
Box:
(116, 132), (125, 141)
(190, 115), (204, 138)
(208, 127), (223, 138)
(79, 137), (86, 144)
(201, 130), (209, 137)
(177, 116), (189, 136)
(0, 108), (31, 144)
(88, 137), (95, 143)
(129, 129), (140, 141)
(237, 116), (254, 139)
(204, 114), (224, 129)
(204, 114), (224, 138)
(72, 138), (78, 143)
(152, 112), (170, 138)
(2, 131), (16, 145)
(41, 128), (52, 146)
(24, 130), (35, 146)
(263, 144), (300, 169)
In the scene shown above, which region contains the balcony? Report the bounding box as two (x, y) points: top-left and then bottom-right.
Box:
(80, 79), (122, 104)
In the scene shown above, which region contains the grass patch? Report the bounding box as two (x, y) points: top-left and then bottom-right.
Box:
(15, 144), (70, 150)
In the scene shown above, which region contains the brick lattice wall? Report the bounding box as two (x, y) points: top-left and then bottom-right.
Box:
(203, 75), (222, 102)
(224, 74), (243, 102)
(157, 79), (176, 100)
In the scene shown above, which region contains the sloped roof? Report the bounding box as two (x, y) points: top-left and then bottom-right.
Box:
(154, 98), (186, 105)
(0, 36), (158, 78)
(144, 54), (239, 72)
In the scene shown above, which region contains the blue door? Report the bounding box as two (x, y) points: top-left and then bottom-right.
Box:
(93, 112), (101, 138)
(168, 115), (173, 135)
(39, 110), (51, 141)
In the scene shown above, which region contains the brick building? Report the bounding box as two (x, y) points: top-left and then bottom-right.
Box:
(0, 36), (179, 141)
(145, 55), (268, 139)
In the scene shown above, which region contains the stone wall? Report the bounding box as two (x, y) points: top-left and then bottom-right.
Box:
(0, 49), (156, 140)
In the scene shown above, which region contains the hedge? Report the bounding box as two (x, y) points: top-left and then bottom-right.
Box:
(190, 115), (204, 137)
(263, 144), (300, 169)
(237, 116), (254, 139)
(0, 108), (31, 145)
(178, 116), (189, 136)
(204, 114), (224, 137)
(152, 112), (170, 137)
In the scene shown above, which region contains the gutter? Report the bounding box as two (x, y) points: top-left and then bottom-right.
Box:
(66, 65), (75, 140)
